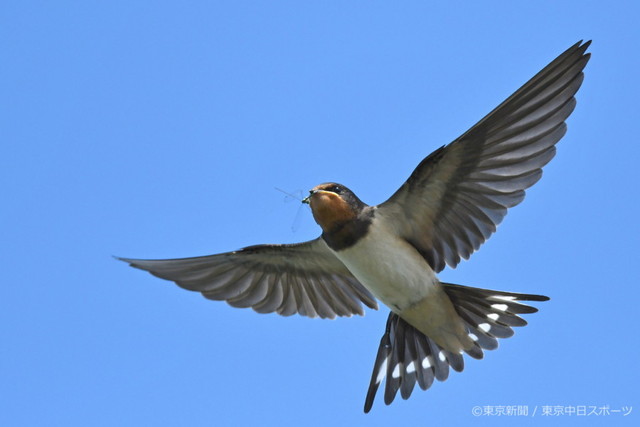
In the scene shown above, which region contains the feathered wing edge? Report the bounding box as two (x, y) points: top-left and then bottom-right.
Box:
(378, 40), (590, 273)
(363, 283), (549, 413)
(117, 238), (378, 319)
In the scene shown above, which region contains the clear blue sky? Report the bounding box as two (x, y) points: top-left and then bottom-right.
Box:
(2, 1), (639, 426)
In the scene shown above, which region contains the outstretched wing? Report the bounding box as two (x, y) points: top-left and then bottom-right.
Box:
(119, 237), (378, 319)
(378, 41), (591, 272)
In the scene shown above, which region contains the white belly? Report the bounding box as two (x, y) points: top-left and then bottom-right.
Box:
(333, 218), (439, 312)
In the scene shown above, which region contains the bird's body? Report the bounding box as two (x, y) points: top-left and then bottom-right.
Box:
(119, 41), (591, 412)
(340, 230), (469, 354)
(311, 196), (470, 354)
(334, 213), (439, 314)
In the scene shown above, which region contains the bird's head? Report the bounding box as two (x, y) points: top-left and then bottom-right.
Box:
(303, 183), (367, 232)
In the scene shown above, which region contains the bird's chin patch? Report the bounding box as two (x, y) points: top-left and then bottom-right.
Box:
(310, 191), (356, 232)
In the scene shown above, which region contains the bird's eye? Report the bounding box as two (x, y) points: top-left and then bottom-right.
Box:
(331, 185), (341, 193)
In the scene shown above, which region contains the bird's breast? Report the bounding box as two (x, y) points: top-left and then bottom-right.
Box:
(332, 217), (439, 312)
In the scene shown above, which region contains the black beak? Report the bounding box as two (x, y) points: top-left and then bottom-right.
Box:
(302, 190), (315, 204)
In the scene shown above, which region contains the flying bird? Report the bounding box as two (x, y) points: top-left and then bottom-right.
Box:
(119, 41), (590, 412)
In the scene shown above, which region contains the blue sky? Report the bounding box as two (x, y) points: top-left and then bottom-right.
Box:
(2, 1), (639, 426)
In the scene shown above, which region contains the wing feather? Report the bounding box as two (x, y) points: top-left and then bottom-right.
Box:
(379, 41), (590, 271)
(118, 237), (378, 319)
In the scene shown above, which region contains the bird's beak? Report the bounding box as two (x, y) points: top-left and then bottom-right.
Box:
(302, 190), (316, 205)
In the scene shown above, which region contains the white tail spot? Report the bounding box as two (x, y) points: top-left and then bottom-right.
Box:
(422, 356), (433, 369)
(469, 333), (479, 341)
(376, 358), (388, 384)
(438, 351), (446, 362)
(491, 303), (508, 311)
(392, 363), (401, 379)
(479, 323), (491, 333)
(406, 361), (416, 374)
(493, 295), (516, 301)
(487, 313), (499, 321)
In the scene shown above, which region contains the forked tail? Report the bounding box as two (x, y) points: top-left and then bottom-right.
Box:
(363, 283), (549, 413)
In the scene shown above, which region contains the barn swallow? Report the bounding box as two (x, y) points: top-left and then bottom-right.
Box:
(119, 40), (590, 412)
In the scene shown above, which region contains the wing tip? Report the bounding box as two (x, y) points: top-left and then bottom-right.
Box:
(114, 255), (139, 267)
